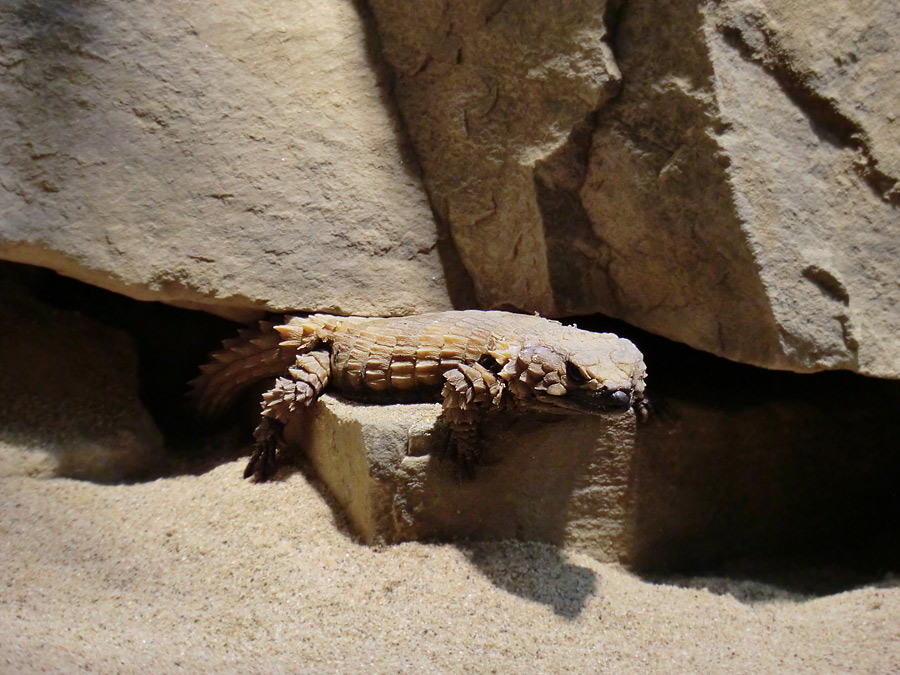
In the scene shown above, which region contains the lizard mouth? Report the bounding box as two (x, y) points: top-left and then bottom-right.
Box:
(532, 388), (635, 414)
(572, 388), (634, 413)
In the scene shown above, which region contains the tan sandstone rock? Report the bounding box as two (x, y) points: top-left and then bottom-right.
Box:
(368, 0), (621, 315)
(575, 0), (900, 376)
(282, 370), (899, 569)
(5, 0), (895, 375)
(286, 394), (641, 564)
(0, 0), (452, 319)
(371, 0), (900, 377)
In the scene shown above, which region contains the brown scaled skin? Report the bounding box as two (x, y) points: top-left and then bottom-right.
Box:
(191, 310), (647, 481)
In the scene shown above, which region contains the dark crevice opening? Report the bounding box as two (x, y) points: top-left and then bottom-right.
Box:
(0, 262), (247, 462)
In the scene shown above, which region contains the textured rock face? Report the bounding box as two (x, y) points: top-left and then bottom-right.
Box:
(368, 0), (621, 315)
(2, 0), (896, 374)
(373, 0), (900, 377)
(286, 394), (640, 562)
(0, 0), (452, 319)
(578, 0), (899, 376)
(702, 0), (900, 376)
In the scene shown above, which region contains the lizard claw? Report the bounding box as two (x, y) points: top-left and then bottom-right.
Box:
(445, 426), (483, 480)
(245, 416), (285, 482)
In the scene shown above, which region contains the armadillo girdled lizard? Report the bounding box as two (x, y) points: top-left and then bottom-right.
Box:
(191, 310), (647, 481)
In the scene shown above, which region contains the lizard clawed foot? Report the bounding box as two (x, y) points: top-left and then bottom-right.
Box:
(245, 416), (286, 482)
(444, 428), (486, 480)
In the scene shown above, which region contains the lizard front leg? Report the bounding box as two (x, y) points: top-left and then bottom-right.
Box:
(440, 362), (505, 477)
(245, 350), (331, 481)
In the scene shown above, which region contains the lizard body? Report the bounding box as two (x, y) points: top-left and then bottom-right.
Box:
(191, 310), (647, 480)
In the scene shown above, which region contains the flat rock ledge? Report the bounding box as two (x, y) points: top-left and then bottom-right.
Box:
(286, 395), (640, 565)
(286, 386), (898, 571)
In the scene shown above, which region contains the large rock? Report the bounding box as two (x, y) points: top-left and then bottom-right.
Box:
(285, 394), (641, 563)
(279, 361), (900, 569)
(5, 0), (895, 375)
(287, 339), (900, 568)
(575, 0), (900, 376)
(0, 0), (452, 319)
(371, 0), (900, 377)
(368, 0), (621, 315)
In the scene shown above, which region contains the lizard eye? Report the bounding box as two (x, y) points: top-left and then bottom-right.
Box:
(565, 361), (588, 386)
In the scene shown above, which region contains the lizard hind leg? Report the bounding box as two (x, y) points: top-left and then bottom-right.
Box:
(245, 351), (331, 482)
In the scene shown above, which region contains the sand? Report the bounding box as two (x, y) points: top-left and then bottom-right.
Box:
(1, 442), (898, 674)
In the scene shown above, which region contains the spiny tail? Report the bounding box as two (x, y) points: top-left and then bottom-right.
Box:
(189, 320), (297, 418)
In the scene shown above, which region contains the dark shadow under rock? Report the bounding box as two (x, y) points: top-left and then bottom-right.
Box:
(0, 267), (165, 482)
(0, 263), (244, 482)
(572, 313), (900, 577)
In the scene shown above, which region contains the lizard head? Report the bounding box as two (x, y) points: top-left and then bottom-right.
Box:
(491, 333), (646, 415)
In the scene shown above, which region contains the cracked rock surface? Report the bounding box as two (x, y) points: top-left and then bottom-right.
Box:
(374, 0), (900, 376)
(368, 0), (621, 315)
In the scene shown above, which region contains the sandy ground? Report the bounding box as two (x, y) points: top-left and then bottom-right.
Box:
(1, 442), (898, 674)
